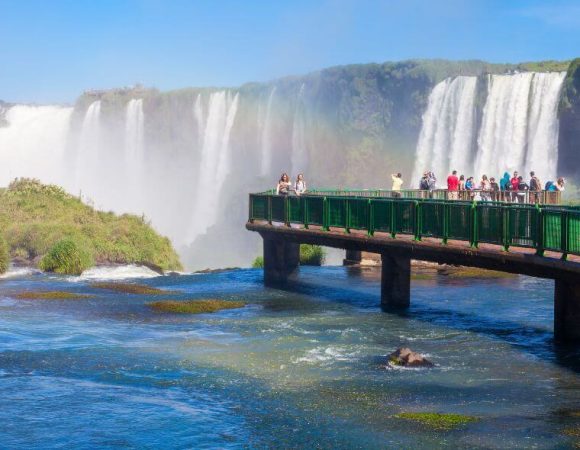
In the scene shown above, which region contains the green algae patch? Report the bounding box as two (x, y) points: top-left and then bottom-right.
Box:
(394, 412), (479, 430)
(91, 282), (167, 295)
(149, 299), (246, 314)
(15, 291), (94, 300)
(564, 427), (580, 438)
(444, 267), (516, 279)
(411, 273), (434, 281)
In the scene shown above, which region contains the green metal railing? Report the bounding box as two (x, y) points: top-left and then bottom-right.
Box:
(249, 193), (580, 259)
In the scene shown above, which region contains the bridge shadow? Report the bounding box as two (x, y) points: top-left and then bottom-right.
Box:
(266, 270), (580, 374)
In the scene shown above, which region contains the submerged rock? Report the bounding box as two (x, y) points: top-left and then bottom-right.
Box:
(388, 347), (434, 368)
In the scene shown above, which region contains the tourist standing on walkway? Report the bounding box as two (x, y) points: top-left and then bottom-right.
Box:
(500, 172), (511, 202)
(529, 171), (542, 203)
(490, 177), (500, 201)
(391, 173), (403, 198)
(447, 170), (459, 200)
(295, 174), (306, 196)
(276, 173), (292, 195)
(480, 175), (491, 201)
(510, 171), (520, 202)
(517, 176), (529, 203)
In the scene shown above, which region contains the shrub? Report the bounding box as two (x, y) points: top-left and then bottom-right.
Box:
(0, 234), (8, 274)
(300, 244), (326, 266)
(252, 256), (264, 268)
(39, 239), (94, 275)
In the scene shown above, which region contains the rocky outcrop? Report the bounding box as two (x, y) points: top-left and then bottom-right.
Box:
(388, 347), (434, 367)
(558, 58), (580, 181)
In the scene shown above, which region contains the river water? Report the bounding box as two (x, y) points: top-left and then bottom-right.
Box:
(0, 266), (579, 449)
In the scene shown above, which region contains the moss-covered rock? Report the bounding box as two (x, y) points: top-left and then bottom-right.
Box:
(394, 412), (479, 430)
(15, 291), (94, 300)
(39, 238), (94, 275)
(149, 299), (245, 314)
(91, 282), (167, 295)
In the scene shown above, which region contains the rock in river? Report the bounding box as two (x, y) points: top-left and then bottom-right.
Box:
(389, 347), (434, 368)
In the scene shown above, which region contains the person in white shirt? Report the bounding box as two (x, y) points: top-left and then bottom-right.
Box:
(391, 173), (403, 197)
(295, 174), (306, 195)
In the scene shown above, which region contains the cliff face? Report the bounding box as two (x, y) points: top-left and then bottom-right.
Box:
(559, 58), (580, 181)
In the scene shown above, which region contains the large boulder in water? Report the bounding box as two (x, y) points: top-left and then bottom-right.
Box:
(389, 347), (434, 368)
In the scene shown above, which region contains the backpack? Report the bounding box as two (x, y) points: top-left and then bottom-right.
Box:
(545, 181), (553, 191)
(420, 178), (429, 190)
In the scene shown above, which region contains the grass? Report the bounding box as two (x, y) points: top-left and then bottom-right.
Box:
(0, 178), (182, 272)
(0, 234), (8, 274)
(149, 299), (246, 314)
(394, 412), (479, 430)
(91, 282), (167, 295)
(15, 291), (94, 300)
(252, 256), (264, 268)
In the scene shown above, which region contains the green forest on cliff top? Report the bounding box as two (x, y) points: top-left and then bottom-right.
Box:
(0, 179), (182, 274)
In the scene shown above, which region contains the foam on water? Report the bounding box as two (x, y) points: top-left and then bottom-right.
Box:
(76, 264), (162, 281)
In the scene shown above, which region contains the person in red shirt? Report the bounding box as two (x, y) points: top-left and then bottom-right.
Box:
(447, 170), (459, 200)
(510, 171), (520, 201)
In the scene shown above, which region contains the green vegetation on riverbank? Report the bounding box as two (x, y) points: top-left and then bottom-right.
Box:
(0, 234), (8, 274)
(149, 299), (246, 314)
(0, 179), (182, 274)
(252, 244), (326, 268)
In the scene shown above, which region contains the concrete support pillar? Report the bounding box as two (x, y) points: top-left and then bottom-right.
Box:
(554, 279), (580, 343)
(263, 238), (300, 286)
(343, 250), (362, 266)
(381, 252), (411, 309)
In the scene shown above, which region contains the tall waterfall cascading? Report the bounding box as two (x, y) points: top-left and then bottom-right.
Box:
(259, 87), (276, 177)
(475, 73), (535, 178)
(290, 84), (308, 177)
(411, 76), (477, 185)
(186, 91), (239, 244)
(524, 72), (567, 178)
(0, 105), (72, 186)
(75, 100), (102, 196)
(124, 99), (145, 210)
(414, 71), (566, 186)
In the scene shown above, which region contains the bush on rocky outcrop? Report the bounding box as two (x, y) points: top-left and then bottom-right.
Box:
(39, 238), (94, 275)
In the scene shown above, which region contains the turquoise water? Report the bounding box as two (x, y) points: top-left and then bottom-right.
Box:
(0, 267), (579, 449)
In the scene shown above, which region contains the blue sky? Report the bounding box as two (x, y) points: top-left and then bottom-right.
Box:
(1, 0), (579, 103)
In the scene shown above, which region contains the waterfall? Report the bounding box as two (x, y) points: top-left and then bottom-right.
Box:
(414, 71), (566, 185)
(125, 99), (144, 162)
(75, 100), (101, 195)
(260, 87), (276, 176)
(411, 76), (477, 186)
(124, 99), (145, 210)
(193, 93), (204, 147)
(475, 73), (535, 178)
(290, 84), (307, 177)
(186, 91), (239, 244)
(524, 72), (567, 179)
(0, 105), (72, 186)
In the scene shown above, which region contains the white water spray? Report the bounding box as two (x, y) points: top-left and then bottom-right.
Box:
(291, 84), (308, 177)
(260, 87), (276, 176)
(0, 105), (72, 186)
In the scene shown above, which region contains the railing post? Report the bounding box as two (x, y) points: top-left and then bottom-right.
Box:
(323, 197), (329, 231)
(345, 199), (351, 233)
(536, 204), (544, 256)
(561, 210), (569, 260)
(303, 197), (309, 229)
(390, 200), (396, 238)
(248, 194), (254, 223)
(368, 199), (374, 236)
(268, 196), (273, 225)
(414, 201), (421, 241)
(470, 201), (478, 248)
(502, 205), (510, 252)
(442, 202), (449, 245)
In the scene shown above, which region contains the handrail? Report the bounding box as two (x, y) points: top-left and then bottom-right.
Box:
(248, 193), (580, 258)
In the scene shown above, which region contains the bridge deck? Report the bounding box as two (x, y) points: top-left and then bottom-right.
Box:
(247, 221), (580, 281)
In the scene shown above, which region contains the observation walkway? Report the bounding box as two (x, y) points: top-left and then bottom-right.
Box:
(246, 190), (580, 343)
